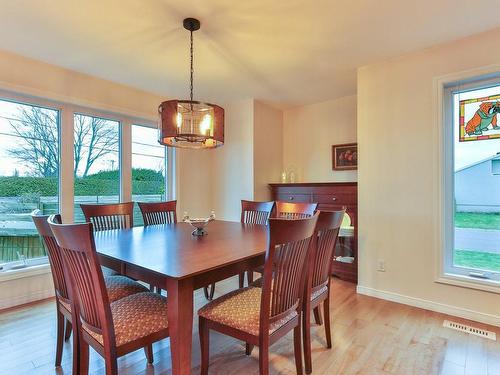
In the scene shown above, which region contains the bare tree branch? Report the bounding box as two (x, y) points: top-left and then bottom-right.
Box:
(8, 108), (119, 178)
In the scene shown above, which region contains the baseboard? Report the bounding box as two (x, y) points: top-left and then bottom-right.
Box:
(0, 289), (54, 310)
(356, 285), (500, 327)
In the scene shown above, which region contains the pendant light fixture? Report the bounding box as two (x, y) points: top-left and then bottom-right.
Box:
(158, 18), (224, 149)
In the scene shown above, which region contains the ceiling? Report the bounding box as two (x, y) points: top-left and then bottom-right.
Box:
(1, 0), (500, 108)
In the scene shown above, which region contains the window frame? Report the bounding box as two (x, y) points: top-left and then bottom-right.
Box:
(434, 67), (500, 293)
(0, 92), (62, 269)
(0, 90), (175, 272)
(131, 123), (169, 198)
(131, 123), (172, 226)
(72, 110), (123, 218)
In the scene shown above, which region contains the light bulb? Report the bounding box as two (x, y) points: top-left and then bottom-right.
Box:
(199, 114), (212, 135)
(176, 112), (182, 128)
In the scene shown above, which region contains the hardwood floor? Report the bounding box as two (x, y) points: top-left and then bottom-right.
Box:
(0, 277), (498, 375)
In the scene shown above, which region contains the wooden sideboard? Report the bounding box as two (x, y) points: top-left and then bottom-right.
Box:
(269, 182), (358, 283)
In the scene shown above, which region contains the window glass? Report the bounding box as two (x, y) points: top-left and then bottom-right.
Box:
(0, 99), (59, 265)
(73, 114), (120, 222)
(452, 85), (500, 278)
(131, 124), (166, 225)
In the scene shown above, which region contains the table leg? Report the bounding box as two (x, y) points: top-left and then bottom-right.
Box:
(167, 277), (194, 375)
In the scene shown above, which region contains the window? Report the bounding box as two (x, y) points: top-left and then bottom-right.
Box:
(0, 91), (174, 273)
(73, 114), (120, 222)
(0, 98), (59, 267)
(131, 124), (167, 225)
(445, 80), (500, 283)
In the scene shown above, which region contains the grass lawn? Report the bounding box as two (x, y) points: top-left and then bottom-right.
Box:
(454, 249), (500, 272)
(454, 212), (500, 230)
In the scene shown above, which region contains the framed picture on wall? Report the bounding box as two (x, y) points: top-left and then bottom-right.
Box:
(332, 143), (357, 170)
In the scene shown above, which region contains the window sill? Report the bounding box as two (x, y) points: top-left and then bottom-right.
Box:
(436, 273), (500, 294)
(0, 263), (51, 282)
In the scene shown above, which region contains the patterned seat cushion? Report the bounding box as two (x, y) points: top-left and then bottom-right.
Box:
(198, 286), (297, 336)
(101, 266), (120, 276)
(104, 275), (149, 302)
(85, 292), (168, 346)
(57, 276), (148, 313)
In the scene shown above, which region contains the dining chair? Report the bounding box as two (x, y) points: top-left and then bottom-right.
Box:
(198, 212), (319, 375)
(203, 200), (275, 301)
(138, 200), (177, 226)
(80, 202), (135, 231)
(247, 201), (318, 285)
(303, 210), (344, 374)
(48, 216), (170, 375)
(31, 212), (150, 369)
(274, 201), (318, 220)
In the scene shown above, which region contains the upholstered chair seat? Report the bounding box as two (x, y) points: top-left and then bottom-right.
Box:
(31, 212), (150, 370)
(102, 266), (120, 276)
(58, 275), (149, 314)
(198, 214), (319, 375)
(84, 292), (168, 346)
(198, 286), (296, 336)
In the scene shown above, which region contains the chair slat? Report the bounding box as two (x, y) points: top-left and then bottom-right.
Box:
(138, 201), (177, 226)
(80, 203), (134, 231)
(275, 201), (318, 220)
(241, 200), (274, 225)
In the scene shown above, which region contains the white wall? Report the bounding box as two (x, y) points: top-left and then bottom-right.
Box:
(254, 101), (283, 201)
(357, 28), (500, 324)
(283, 95), (357, 182)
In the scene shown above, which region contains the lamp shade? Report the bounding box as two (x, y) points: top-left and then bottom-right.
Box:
(158, 100), (224, 149)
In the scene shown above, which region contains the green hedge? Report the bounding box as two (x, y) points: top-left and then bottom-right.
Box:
(0, 168), (165, 197)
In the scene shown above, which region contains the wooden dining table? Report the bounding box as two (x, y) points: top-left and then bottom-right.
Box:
(94, 220), (268, 375)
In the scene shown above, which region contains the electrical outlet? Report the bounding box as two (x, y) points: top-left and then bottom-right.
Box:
(377, 259), (386, 272)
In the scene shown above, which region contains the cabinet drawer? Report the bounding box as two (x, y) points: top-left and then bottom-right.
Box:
(312, 193), (355, 205)
(277, 193), (311, 203)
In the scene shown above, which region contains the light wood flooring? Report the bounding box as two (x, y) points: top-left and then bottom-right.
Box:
(0, 277), (498, 375)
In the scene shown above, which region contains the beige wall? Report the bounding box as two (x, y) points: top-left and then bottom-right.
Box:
(283, 95), (357, 183)
(211, 99), (255, 221)
(357, 28), (500, 323)
(253, 101), (283, 201)
(0, 269), (54, 309)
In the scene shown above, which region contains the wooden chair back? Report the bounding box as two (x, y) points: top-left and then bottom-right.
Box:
(31, 212), (69, 302)
(48, 216), (114, 343)
(241, 200), (275, 225)
(80, 202), (134, 231)
(275, 201), (318, 220)
(260, 212), (319, 331)
(310, 210), (345, 292)
(138, 200), (177, 226)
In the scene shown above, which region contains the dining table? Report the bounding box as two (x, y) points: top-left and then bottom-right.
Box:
(94, 220), (268, 375)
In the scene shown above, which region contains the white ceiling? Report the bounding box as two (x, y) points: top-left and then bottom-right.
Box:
(1, 0), (500, 108)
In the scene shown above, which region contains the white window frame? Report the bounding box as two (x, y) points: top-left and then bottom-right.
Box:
(131, 123), (173, 203)
(0, 89), (175, 277)
(0, 91), (62, 273)
(72, 109), (123, 216)
(434, 65), (500, 293)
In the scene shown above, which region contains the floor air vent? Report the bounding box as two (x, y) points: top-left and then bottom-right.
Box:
(443, 320), (496, 341)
